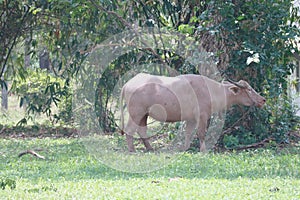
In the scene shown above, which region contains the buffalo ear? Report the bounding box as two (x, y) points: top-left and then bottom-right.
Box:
(229, 86), (240, 95)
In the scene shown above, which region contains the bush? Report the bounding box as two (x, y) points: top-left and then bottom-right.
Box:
(11, 68), (72, 125)
(198, 0), (300, 148)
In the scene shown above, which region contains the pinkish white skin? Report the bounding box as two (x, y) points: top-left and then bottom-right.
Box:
(120, 73), (266, 152)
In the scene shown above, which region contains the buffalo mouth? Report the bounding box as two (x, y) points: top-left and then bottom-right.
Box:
(256, 100), (266, 108)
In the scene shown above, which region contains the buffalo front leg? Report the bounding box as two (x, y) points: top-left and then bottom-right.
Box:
(182, 120), (196, 151)
(126, 134), (135, 152)
(197, 115), (208, 152)
(138, 115), (153, 151)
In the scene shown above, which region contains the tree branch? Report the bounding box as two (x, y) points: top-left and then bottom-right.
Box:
(89, 0), (171, 74)
(89, 0), (131, 28)
(293, 52), (300, 61)
(18, 150), (45, 159)
(230, 137), (274, 151)
(289, 131), (300, 138)
(0, 3), (31, 78)
(222, 107), (251, 135)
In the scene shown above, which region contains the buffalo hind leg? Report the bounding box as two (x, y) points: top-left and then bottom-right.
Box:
(137, 115), (153, 151)
(124, 118), (138, 152)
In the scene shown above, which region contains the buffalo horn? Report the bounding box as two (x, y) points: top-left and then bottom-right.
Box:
(226, 78), (246, 89)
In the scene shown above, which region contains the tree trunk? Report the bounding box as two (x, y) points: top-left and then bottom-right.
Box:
(24, 36), (31, 68)
(1, 77), (7, 110)
(39, 48), (50, 70)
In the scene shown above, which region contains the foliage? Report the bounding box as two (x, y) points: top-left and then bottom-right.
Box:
(197, 0), (300, 147)
(1, 0), (300, 148)
(11, 68), (71, 124)
(93, 0), (300, 148)
(0, 138), (299, 198)
(0, 0), (32, 79)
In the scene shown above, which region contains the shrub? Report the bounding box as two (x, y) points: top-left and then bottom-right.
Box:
(11, 68), (72, 124)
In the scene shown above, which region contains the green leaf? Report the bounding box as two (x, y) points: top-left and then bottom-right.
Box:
(178, 24), (194, 34)
(237, 15), (245, 21)
(31, 7), (42, 15)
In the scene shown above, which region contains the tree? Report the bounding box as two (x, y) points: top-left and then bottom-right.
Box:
(0, 0), (41, 109)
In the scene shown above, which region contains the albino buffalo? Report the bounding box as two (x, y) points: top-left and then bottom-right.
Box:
(120, 73), (265, 152)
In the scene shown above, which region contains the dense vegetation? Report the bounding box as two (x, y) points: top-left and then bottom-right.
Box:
(1, 0), (300, 149)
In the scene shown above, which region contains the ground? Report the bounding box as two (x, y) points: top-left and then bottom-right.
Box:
(0, 137), (299, 199)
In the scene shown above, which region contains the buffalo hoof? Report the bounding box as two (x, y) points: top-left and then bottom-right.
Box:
(145, 148), (154, 152)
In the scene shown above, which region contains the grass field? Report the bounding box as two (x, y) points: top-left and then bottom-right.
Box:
(0, 137), (299, 199)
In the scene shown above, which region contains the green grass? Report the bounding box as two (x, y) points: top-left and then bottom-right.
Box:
(0, 138), (299, 199)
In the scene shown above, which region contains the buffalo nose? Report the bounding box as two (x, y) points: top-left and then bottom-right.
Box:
(260, 98), (266, 107)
